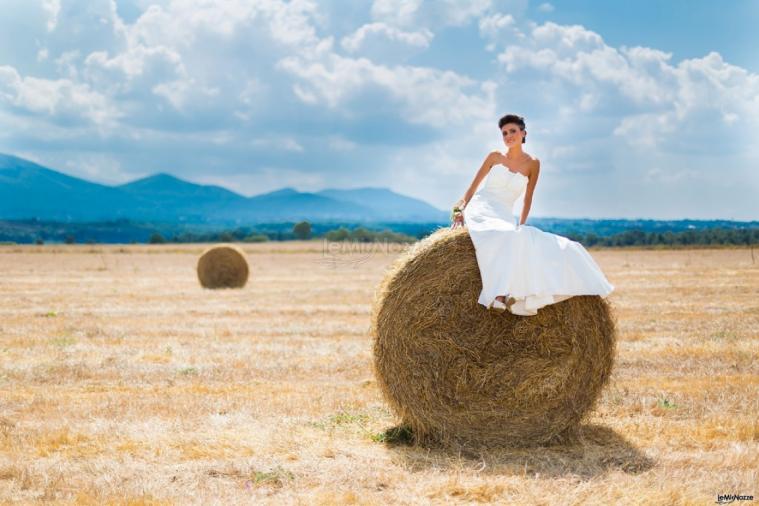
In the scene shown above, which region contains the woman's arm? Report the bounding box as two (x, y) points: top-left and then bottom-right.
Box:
(455, 151), (499, 208)
(518, 159), (540, 225)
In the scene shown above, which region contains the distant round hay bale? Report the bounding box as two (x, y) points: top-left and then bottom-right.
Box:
(371, 227), (617, 449)
(196, 244), (249, 289)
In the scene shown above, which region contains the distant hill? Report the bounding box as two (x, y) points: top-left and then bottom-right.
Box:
(0, 153), (448, 224)
(117, 172), (247, 222)
(0, 154), (143, 221)
(316, 188), (442, 221)
(3, 153), (756, 236)
(223, 187), (373, 222)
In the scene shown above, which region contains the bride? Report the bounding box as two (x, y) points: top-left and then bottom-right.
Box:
(450, 114), (614, 316)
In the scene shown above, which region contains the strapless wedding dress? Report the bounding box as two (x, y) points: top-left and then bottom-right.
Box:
(463, 164), (614, 316)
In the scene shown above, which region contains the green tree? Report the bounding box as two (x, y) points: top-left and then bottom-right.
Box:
(293, 221), (312, 240)
(325, 227), (350, 241)
(583, 233), (600, 246)
(244, 233), (269, 243)
(149, 233), (166, 244)
(218, 231), (235, 242)
(350, 227), (372, 243)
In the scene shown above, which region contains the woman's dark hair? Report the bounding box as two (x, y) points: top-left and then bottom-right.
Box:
(498, 114), (526, 143)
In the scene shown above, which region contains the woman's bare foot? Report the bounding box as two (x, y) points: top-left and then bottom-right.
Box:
(496, 294), (517, 307)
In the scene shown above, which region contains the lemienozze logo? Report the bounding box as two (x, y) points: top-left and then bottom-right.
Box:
(716, 494), (754, 505)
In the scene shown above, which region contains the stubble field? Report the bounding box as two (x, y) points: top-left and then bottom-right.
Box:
(0, 241), (757, 505)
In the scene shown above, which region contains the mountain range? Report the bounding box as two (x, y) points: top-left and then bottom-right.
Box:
(0, 153), (448, 224)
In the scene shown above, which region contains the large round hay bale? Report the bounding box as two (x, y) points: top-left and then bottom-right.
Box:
(371, 227), (617, 449)
(196, 244), (249, 289)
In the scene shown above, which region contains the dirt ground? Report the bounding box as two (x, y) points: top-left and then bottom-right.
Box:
(0, 241), (756, 505)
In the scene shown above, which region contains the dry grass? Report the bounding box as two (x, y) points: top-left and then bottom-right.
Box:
(0, 241), (757, 505)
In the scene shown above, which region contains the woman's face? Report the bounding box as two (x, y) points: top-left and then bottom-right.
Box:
(501, 123), (524, 147)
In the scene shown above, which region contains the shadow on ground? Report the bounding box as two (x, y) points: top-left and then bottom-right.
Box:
(376, 423), (655, 479)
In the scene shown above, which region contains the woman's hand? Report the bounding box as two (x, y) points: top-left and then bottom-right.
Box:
(450, 210), (465, 229)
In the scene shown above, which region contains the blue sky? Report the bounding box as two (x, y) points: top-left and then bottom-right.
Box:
(1, 0), (757, 220)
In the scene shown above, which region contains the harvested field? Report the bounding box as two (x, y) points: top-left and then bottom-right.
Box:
(0, 242), (756, 504)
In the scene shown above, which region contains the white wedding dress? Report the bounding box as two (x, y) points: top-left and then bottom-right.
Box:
(463, 164), (614, 316)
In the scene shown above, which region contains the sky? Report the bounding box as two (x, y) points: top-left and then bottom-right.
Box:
(1, 0), (758, 220)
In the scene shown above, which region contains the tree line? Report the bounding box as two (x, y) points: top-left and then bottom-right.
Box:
(2, 219), (757, 247)
(565, 227), (759, 247)
(147, 221), (418, 244)
(144, 223), (759, 247)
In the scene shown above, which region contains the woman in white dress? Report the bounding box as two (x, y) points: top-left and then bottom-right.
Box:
(450, 114), (614, 316)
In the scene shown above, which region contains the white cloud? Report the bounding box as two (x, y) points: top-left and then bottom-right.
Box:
(723, 112), (739, 125)
(538, 2), (554, 13)
(42, 0), (61, 31)
(341, 23), (433, 53)
(251, 137), (304, 152)
(612, 112), (677, 148)
(0, 65), (120, 126)
(496, 22), (759, 149)
(327, 136), (357, 151)
(278, 53), (497, 126)
(478, 13), (514, 38)
(54, 51), (81, 79)
(84, 44), (185, 89)
(478, 12), (522, 51)
(370, 0), (423, 27)
(441, 0), (493, 27)
(644, 167), (702, 185)
(127, 0), (322, 51)
(371, 0), (494, 29)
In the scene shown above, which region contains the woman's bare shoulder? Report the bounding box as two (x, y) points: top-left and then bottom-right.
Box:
(524, 152), (540, 167)
(483, 150), (504, 167)
(522, 153), (540, 178)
